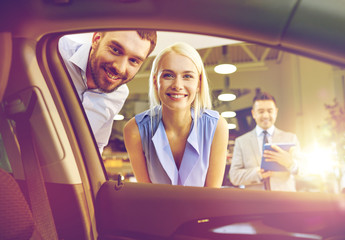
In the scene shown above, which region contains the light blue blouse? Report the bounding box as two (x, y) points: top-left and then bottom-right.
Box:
(135, 106), (219, 186)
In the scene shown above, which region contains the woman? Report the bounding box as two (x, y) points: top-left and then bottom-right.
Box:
(123, 42), (228, 187)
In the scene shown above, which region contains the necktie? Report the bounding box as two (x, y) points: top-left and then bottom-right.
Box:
(262, 130), (271, 190)
(262, 130), (268, 150)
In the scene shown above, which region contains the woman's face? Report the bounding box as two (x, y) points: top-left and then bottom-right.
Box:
(155, 52), (200, 112)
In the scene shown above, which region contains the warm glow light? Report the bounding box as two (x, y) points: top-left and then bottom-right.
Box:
(218, 93), (236, 101)
(221, 111), (236, 118)
(114, 114), (124, 121)
(301, 142), (338, 176)
(227, 123), (236, 129)
(197, 219), (210, 224)
(214, 64), (237, 74)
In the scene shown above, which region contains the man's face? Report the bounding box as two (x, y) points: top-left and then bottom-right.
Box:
(251, 100), (278, 130)
(88, 31), (151, 93)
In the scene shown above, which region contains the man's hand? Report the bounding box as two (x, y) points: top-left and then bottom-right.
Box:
(259, 169), (272, 179)
(263, 144), (296, 169)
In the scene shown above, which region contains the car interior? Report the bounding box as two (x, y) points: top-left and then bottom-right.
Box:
(1, 0), (345, 240)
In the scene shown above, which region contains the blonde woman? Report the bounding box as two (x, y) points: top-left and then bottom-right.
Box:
(123, 42), (228, 187)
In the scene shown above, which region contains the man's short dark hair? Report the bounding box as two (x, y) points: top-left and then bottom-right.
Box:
(137, 30), (157, 57)
(100, 30), (157, 57)
(253, 92), (276, 106)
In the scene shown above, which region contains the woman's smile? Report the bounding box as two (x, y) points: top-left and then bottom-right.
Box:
(167, 93), (188, 100)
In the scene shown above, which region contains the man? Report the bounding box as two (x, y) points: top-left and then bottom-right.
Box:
(229, 92), (300, 191)
(59, 31), (157, 153)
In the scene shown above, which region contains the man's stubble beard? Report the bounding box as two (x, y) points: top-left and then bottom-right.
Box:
(89, 47), (130, 93)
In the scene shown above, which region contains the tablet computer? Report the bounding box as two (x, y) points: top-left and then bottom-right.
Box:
(261, 143), (296, 171)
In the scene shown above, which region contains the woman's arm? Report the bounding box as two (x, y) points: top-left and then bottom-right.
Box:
(205, 116), (228, 188)
(123, 118), (151, 183)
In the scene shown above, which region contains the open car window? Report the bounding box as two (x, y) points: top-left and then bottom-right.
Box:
(62, 31), (345, 194)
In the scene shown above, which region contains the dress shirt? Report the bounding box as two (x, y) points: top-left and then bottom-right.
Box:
(255, 125), (275, 153)
(58, 36), (129, 153)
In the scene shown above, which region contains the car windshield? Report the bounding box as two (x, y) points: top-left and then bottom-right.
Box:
(62, 31), (345, 194)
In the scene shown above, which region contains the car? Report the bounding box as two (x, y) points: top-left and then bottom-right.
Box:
(1, 0), (345, 239)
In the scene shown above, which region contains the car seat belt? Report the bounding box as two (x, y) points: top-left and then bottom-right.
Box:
(6, 90), (59, 240)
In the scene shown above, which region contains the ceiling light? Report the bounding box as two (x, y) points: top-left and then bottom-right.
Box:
(221, 111), (236, 118)
(217, 76), (236, 102)
(227, 123), (237, 130)
(114, 114), (124, 121)
(218, 93), (236, 102)
(214, 64), (237, 74)
(214, 45), (237, 74)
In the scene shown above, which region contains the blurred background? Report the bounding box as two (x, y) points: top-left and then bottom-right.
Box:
(67, 31), (345, 193)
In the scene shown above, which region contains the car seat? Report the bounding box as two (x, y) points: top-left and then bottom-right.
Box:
(0, 168), (35, 240)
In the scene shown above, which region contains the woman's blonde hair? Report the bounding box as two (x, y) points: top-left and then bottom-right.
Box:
(148, 42), (212, 121)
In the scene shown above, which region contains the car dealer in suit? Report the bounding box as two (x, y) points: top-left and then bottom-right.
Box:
(229, 92), (300, 191)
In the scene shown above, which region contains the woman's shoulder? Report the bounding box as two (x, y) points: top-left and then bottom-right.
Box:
(201, 109), (220, 120)
(135, 106), (161, 125)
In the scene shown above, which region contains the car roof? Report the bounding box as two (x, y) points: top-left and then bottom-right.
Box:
(1, 0), (345, 65)
(1, 0), (345, 104)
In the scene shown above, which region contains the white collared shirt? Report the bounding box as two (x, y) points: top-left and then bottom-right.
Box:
(58, 36), (129, 153)
(255, 125), (275, 153)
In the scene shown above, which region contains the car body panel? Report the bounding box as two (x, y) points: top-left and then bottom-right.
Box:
(96, 181), (345, 239)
